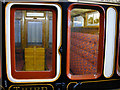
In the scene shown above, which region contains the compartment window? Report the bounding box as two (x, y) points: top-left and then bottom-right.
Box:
(70, 8), (99, 75)
(67, 5), (104, 80)
(6, 3), (61, 82)
(15, 10), (53, 71)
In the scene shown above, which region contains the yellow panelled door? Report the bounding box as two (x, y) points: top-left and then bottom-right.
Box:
(25, 46), (45, 71)
(24, 12), (50, 71)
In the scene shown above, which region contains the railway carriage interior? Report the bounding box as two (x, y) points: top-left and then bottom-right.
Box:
(15, 10), (53, 71)
(70, 8), (100, 75)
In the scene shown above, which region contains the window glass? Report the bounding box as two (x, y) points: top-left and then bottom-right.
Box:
(73, 16), (84, 27)
(15, 10), (53, 71)
(103, 7), (117, 78)
(70, 8), (100, 75)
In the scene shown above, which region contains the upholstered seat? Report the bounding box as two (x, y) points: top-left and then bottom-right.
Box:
(70, 32), (99, 75)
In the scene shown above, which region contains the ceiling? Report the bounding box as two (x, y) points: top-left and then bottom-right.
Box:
(71, 8), (96, 17)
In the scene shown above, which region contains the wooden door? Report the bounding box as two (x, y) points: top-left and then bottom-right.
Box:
(26, 19), (45, 48)
(25, 19), (46, 71)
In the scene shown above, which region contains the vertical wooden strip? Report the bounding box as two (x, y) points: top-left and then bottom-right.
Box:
(45, 11), (49, 48)
(34, 46), (36, 70)
(21, 10), (27, 49)
(42, 13), (46, 48)
(24, 11), (27, 48)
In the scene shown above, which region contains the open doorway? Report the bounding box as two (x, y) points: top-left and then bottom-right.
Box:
(15, 10), (53, 71)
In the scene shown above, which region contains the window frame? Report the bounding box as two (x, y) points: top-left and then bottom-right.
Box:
(104, 7), (117, 78)
(5, 3), (62, 83)
(66, 3), (105, 80)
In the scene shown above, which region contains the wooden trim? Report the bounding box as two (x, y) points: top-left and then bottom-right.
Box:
(66, 3), (105, 80)
(85, 13), (87, 26)
(24, 11), (27, 48)
(10, 7), (57, 79)
(45, 12), (49, 48)
(42, 19), (46, 48)
(21, 10), (27, 49)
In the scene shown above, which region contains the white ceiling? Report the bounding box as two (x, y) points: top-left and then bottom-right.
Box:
(71, 9), (96, 17)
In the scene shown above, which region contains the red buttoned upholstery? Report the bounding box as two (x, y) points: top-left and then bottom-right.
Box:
(70, 32), (99, 75)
